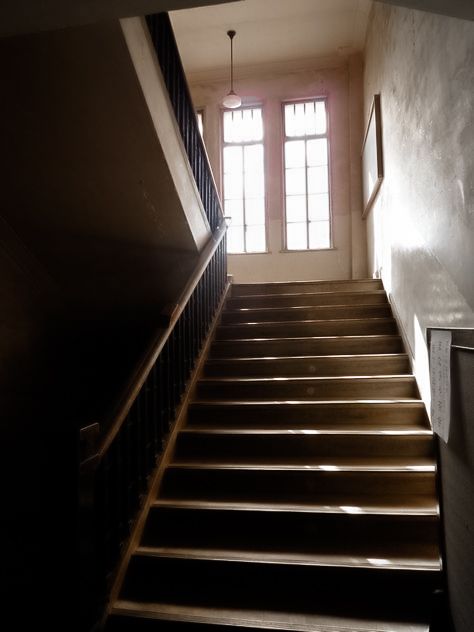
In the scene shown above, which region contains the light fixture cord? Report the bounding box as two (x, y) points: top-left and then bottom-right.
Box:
(228, 30), (236, 92)
(230, 35), (234, 91)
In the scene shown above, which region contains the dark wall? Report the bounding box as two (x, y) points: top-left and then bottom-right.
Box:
(0, 21), (205, 616)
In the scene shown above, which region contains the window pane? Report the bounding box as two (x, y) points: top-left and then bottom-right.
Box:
(223, 110), (236, 143)
(244, 144), (264, 173)
(245, 198), (265, 225)
(225, 199), (244, 225)
(286, 195), (306, 223)
(293, 103), (305, 136)
(309, 221), (330, 249)
(227, 225), (244, 253)
(244, 168), (264, 198)
(224, 108), (263, 144)
(224, 171), (243, 200)
(287, 222), (307, 250)
(308, 194), (329, 221)
(224, 109), (245, 143)
(307, 138), (327, 167)
(223, 145), (243, 174)
(284, 104), (295, 137)
(285, 168), (306, 195)
(304, 102), (317, 136)
(285, 140), (305, 168)
(238, 108), (263, 142)
(308, 166), (328, 194)
(223, 110), (232, 142)
(246, 225), (266, 252)
(315, 101), (327, 134)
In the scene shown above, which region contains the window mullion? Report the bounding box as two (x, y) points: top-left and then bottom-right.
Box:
(241, 142), (247, 252)
(304, 139), (309, 249)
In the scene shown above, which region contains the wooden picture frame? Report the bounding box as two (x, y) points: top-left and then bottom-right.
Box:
(362, 94), (383, 218)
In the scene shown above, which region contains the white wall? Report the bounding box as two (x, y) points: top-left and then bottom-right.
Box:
(364, 2), (474, 393)
(364, 5), (474, 630)
(189, 57), (368, 283)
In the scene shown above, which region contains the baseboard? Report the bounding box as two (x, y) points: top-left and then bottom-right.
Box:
(386, 288), (416, 374)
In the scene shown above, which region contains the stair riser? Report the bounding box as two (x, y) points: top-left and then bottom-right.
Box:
(120, 555), (439, 612)
(161, 468), (436, 501)
(143, 507), (439, 553)
(216, 319), (398, 339)
(227, 291), (387, 309)
(210, 336), (404, 358)
(174, 433), (433, 461)
(187, 402), (429, 428)
(204, 355), (411, 378)
(196, 378), (418, 400)
(221, 304), (392, 324)
(231, 280), (383, 296)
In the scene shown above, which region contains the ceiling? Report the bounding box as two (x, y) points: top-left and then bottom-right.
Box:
(171, 0), (372, 78)
(0, 0), (239, 38)
(379, 0), (473, 21)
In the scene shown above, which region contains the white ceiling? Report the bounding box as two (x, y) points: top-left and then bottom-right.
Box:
(171, 0), (372, 78)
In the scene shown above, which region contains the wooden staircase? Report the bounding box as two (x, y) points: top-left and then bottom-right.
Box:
(107, 278), (441, 631)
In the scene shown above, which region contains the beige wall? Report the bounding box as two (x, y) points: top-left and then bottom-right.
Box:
(189, 56), (368, 283)
(364, 4), (474, 630)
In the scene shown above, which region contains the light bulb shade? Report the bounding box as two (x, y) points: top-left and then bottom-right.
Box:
(222, 90), (241, 109)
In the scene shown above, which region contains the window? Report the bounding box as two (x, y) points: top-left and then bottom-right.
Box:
(222, 107), (266, 253)
(283, 99), (331, 250)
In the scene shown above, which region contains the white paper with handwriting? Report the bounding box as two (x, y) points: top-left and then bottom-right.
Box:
(430, 330), (452, 443)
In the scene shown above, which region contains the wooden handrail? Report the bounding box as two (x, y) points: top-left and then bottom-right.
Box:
(94, 218), (226, 462)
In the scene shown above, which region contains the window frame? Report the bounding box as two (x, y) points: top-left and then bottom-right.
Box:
(221, 104), (268, 255)
(281, 97), (334, 252)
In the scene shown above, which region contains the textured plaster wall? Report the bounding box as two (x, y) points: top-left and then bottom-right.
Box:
(364, 5), (474, 630)
(190, 58), (367, 283)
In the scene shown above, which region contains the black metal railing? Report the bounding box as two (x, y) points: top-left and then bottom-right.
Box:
(79, 13), (227, 629)
(80, 232), (227, 630)
(146, 12), (221, 232)
(94, 236), (226, 581)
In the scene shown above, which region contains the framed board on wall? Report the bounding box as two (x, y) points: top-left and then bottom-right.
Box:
(362, 94), (383, 218)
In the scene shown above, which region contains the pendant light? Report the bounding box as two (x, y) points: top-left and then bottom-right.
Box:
(222, 30), (241, 109)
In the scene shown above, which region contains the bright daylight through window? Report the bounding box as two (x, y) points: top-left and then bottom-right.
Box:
(284, 99), (331, 250)
(223, 107), (265, 253)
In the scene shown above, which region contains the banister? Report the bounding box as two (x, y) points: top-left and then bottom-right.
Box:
(146, 12), (223, 231)
(94, 218), (226, 462)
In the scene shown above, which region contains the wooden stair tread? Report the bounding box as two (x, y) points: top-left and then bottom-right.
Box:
(187, 424), (430, 433)
(233, 278), (381, 288)
(181, 427), (432, 436)
(152, 498), (439, 515)
(192, 398), (423, 404)
(206, 353), (409, 361)
(168, 459), (436, 471)
(213, 335), (402, 343)
(198, 375), (415, 385)
(190, 399), (426, 408)
(111, 600), (429, 632)
(134, 546), (441, 571)
(218, 317), (395, 328)
(224, 302), (388, 313)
